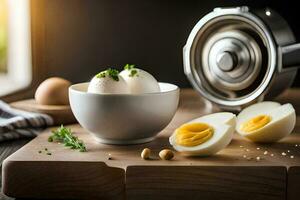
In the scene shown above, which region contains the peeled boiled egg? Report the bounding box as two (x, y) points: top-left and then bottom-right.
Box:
(35, 77), (71, 105)
(87, 68), (129, 94)
(119, 64), (160, 94)
(236, 101), (296, 143)
(169, 112), (236, 156)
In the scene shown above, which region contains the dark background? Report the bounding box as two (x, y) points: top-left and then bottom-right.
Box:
(35, 0), (300, 88)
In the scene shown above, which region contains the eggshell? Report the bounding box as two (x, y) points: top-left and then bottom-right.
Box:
(35, 77), (71, 105)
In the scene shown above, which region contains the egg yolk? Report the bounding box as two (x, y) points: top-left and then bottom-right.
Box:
(240, 115), (271, 132)
(175, 123), (214, 147)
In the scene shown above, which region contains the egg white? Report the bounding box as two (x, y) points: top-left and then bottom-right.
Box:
(119, 68), (160, 94)
(87, 75), (129, 94)
(236, 101), (281, 125)
(189, 112), (236, 127)
(169, 112), (236, 156)
(236, 102), (296, 143)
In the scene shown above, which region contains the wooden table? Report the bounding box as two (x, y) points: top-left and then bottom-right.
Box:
(2, 89), (300, 200)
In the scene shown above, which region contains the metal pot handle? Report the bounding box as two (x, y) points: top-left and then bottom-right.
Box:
(281, 43), (300, 69)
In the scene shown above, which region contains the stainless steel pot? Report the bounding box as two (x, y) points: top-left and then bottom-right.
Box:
(183, 6), (300, 110)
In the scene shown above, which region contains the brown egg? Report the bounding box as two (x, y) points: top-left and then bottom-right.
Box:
(35, 77), (71, 105)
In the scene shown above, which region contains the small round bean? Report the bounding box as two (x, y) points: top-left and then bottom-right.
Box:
(159, 149), (174, 160)
(141, 148), (151, 160)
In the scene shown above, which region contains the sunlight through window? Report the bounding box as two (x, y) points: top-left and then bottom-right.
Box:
(0, 0), (8, 73)
(0, 0), (32, 96)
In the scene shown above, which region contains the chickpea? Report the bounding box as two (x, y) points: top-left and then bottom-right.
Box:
(141, 148), (151, 160)
(159, 149), (174, 160)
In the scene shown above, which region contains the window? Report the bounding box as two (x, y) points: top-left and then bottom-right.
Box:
(0, 0), (7, 73)
(0, 0), (32, 96)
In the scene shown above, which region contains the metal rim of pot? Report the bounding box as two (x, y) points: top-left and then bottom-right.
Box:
(183, 7), (277, 109)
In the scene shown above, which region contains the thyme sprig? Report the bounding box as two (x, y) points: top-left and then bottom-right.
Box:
(48, 125), (87, 152)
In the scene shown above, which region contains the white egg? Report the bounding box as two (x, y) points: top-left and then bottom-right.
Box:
(87, 70), (129, 94)
(169, 112), (236, 156)
(236, 102), (296, 143)
(119, 68), (160, 94)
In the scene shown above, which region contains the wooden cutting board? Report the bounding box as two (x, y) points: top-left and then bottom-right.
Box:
(10, 99), (77, 125)
(2, 89), (300, 200)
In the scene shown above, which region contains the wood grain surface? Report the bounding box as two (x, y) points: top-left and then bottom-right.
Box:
(126, 166), (286, 200)
(0, 139), (30, 200)
(2, 89), (300, 200)
(287, 166), (300, 200)
(10, 99), (77, 125)
(3, 161), (124, 200)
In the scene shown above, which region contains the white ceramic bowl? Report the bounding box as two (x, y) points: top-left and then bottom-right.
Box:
(69, 82), (179, 144)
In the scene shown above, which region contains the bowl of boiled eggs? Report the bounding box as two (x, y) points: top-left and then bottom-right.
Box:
(69, 64), (179, 144)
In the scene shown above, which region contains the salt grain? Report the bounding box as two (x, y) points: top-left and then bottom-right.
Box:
(282, 152), (287, 156)
(246, 149), (250, 152)
(287, 150), (290, 153)
(243, 155), (247, 158)
(240, 145), (244, 148)
(270, 154), (274, 157)
(290, 155), (294, 159)
(256, 156), (261, 161)
(264, 151), (268, 155)
(256, 147), (260, 150)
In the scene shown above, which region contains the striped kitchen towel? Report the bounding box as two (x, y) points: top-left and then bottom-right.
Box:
(0, 100), (54, 142)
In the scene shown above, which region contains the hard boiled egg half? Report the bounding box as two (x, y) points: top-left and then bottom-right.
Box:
(169, 112), (236, 156)
(236, 101), (296, 143)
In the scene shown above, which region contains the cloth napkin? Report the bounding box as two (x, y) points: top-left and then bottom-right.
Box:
(0, 100), (53, 142)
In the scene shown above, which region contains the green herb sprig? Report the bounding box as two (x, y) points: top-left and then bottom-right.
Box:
(129, 69), (138, 77)
(124, 64), (135, 70)
(48, 125), (87, 152)
(106, 68), (119, 81)
(124, 64), (138, 77)
(96, 68), (119, 81)
(96, 71), (106, 78)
